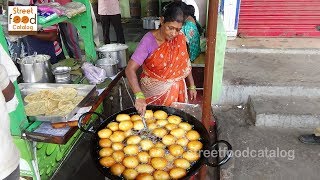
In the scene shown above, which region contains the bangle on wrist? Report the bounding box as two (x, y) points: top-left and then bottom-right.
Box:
(188, 85), (196, 90)
(134, 91), (145, 99)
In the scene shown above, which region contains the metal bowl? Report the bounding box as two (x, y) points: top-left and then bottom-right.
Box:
(52, 66), (71, 84)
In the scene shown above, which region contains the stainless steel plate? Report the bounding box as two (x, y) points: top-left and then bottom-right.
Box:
(19, 83), (97, 123)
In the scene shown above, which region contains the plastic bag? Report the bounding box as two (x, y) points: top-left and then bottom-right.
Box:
(38, 2), (66, 16)
(64, 2), (86, 18)
(81, 62), (106, 84)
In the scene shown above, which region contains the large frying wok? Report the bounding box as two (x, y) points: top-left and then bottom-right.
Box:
(78, 105), (232, 180)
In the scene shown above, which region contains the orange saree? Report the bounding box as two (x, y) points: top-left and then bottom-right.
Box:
(140, 33), (191, 106)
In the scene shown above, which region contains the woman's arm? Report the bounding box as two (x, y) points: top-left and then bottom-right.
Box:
(186, 69), (197, 101)
(125, 60), (147, 116)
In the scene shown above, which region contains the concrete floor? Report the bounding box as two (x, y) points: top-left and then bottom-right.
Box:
(223, 52), (320, 87)
(215, 105), (320, 180)
(227, 38), (320, 49)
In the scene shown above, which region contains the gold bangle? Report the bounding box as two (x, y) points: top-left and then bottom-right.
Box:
(188, 85), (196, 90)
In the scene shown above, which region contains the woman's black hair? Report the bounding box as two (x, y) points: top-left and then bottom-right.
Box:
(183, 5), (204, 35)
(161, 2), (186, 23)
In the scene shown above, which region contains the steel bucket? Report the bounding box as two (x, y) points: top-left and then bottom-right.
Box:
(17, 55), (54, 83)
(96, 44), (128, 68)
(95, 58), (119, 77)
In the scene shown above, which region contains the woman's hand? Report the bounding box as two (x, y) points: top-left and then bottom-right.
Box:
(135, 98), (147, 117)
(188, 89), (197, 101)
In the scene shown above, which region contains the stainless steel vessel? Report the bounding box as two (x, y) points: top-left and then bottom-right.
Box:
(52, 66), (71, 84)
(95, 58), (119, 77)
(19, 83), (96, 123)
(96, 44), (128, 68)
(17, 55), (54, 83)
(142, 17), (159, 29)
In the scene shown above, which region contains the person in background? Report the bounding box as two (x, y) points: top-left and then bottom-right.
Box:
(98, 0), (125, 44)
(175, 0), (199, 21)
(125, 2), (197, 116)
(55, 0), (82, 60)
(23, 25), (59, 64)
(14, 0), (59, 64)
(182, 4), (202, 62)
(0, 44), (21, 180)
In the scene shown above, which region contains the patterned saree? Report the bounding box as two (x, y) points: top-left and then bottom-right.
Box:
(141, 33), (191, 106)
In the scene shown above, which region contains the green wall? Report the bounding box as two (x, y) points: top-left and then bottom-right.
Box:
(212, 15), (227, 103)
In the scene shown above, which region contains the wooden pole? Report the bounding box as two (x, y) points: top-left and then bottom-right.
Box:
(198, 0), (220, 179)
(201, 0), (219, 130)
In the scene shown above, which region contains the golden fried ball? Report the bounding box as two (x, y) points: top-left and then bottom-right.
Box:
(168, 115), (182, 124)
(110, 163), (125, 176)
(99, 156), (115, 167)
(174, 158), (191, 169)
(186, 130), (200, 141)
(136, 164), (155, 174)
(169, 167), (187, 179)
(188, 140), (203, 152)
(99, 138), (112, 148)
(116, 114), (131, 122)
(162, 134), (176, 146)
(107, 122), (119, 131)
(176, 138), (189, 147)
(154, 170), (170, 180)
(165, 123), (178, 131)
(111, 142), (124, 151)
(122, 156), (139, 168)
(123, 144), (139, 155)
(147, 123), (157, 130)
(170, 128), (186, 138)
(109, 131), (125, 143)
(168, 144), (184, 157)
(131, 114), (142, 121)
(119, 120), (133, 131)
(98, 129), (112, 138)
(112, 151), (125, 163)
(153, 110), (168, 120)
(140, 139), (154, 151)
(152, 128), (167, 138)
(155, 142), (166, 148)
(127, 135), (142, 145)
(156, 119), (168, 127)
(123, 169), (138, 180)
(99, 147), (113, 157)
(149, 147), (165, 157)
(137, 151), (151, 163)
(165, 154), (175, 162)
(134, 120), (145, 130)
(183, 151), (200, 162)
(178, 122), (192, 131)
(136, 173), (154, 180)
(124, 130), (132, 137)
(146, 118), (156, 124)
(151, 157), (168, 170)
(144, 110), (154, 119)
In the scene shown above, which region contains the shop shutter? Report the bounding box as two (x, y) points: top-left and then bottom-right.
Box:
(238, 0), (320, 37)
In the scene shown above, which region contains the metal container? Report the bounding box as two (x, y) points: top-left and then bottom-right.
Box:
(142, 17), (159, 29)
(17, 54), (54, 83)
(52, 66), (71, 84)
(96, 44), (128, 68)
(19, 83), (97, 123)
(95, 58), (119, 77)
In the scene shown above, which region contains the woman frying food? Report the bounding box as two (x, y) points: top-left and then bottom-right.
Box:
(125, 2), (197, 116)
